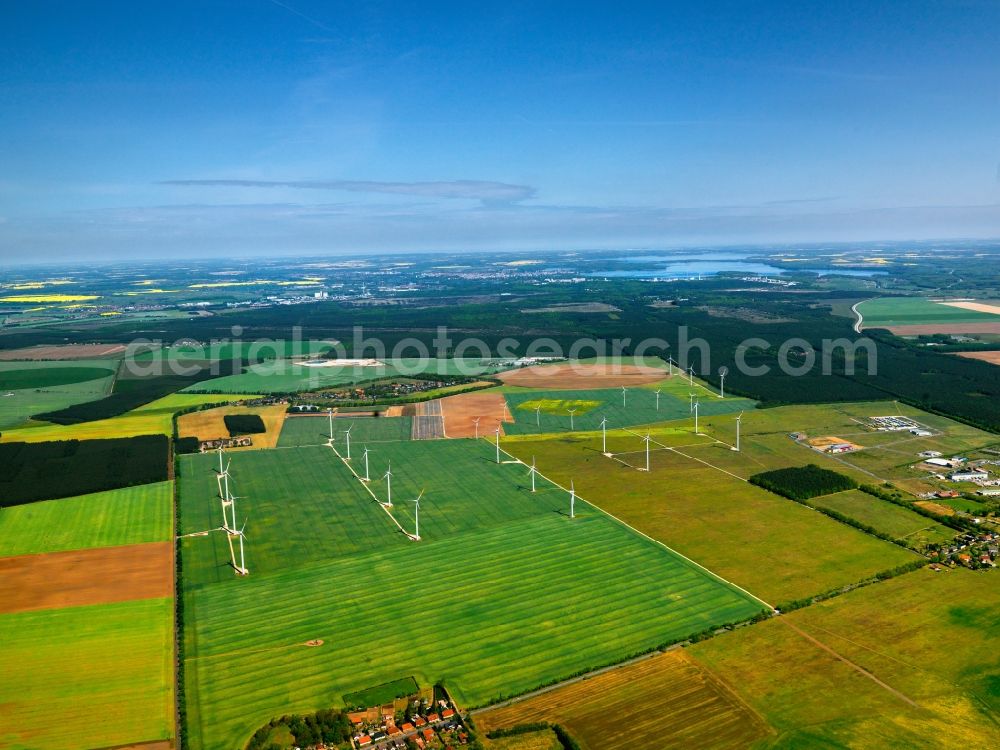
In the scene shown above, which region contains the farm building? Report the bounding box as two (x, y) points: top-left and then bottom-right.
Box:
(919, 450), (943, 459)
(949, 470), (989, 482)
(924, 458), (956, 468)
(826, 443), (855, 454)
(977, 489), (1000, 496)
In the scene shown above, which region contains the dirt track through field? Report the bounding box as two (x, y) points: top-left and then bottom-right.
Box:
(780, 619), (920, 707)
(0, 542), (173, 614)
(440, 391), (512, 437)
(499, 363), (667, 389)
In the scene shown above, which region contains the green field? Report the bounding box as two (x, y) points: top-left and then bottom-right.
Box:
(0, 360), (117, 429)
(186, 357), (508, 394)
(857, 297), (1000, 328)
(0, 598), (175, 750)
(0, 481), (173, 558)
(501, 430), (918, 605)
(343, 676), (419, 708)
(277, 414), (413, 447)
(691, 568), (1000, 747)
(810, 489), (954, 547)
(502, 380), (754, 435)
(179, 440), (766, 749)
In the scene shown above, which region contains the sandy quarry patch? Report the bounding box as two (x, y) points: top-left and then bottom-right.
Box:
(499, 363), (667, 390)
(440, 391), (512, 437)
(0, 343), (128, 360)
(886, 322), (1000, 335)
(939, 301), (1000, 315)
(0, 542), (173, 614)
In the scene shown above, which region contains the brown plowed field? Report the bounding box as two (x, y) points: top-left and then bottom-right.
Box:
(0, 542), (173, 614)
(440, 391), (512, 437)
(0, 343), (128, 360)
(499, 363), (667, 390)
(476, 650), (771, 750)
(956, 350), (1000, 366)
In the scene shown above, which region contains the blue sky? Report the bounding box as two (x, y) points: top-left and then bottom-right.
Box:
(2, 0), (1000, 261)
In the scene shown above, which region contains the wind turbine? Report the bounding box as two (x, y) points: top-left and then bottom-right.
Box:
(621, 386), (627, 407)
(383, 461), (393, 507)
(600, 416), (608, 454)
(528, 456), (537, 492)
(344, 423), (353, 460)
(718, 366), (728, 398)
(410, 490), (424, 540)
(568, 408), (577, 430)
(733, 412), (742, 452)
(535, 404), (542, 428)
(361, 445), (371, 481)
(655, 389), (661, 411)
(495, 426), (502, 464)
(693, 398), (700, 434)
(689, 392), (695, 412)
(473, 416), (481, 439)
(667, 356), (675, 376)
(644, 432), (651, 471)
(688, 365), (694, 385)
(232, 518), (249, 575)
(327, 408), (334, 443)
(569, 480), (576, 519)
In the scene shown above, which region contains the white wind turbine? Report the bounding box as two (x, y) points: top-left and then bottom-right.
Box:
(383, 461), (393, 507)
(621, 386), (627, 407)
(733, 412), (743, 452)
(409, 490), (424, 540)
(655, 389), (661, 411)
(327, 408), (334, 444)
(495, 426), (502, 464)
(569, 479), (576, 519)
(643, 432), (651, 471)
(473, 416), (481, 439)
(528, 456), (538, 492)
(688, 365), (694, 385)
(693, 398), (700, 434)
(600, 416), (609, 455)
(361, 445), (371, 481)
(718, 366), (728, 398)
(344, 423), (353, 460)
(535, 404), (542, 428)
(568, 408), (577, 430)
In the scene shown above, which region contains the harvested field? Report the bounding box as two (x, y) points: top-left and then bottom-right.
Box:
(914, 500), (955, 516)
(939, 300), (1000, 314)
(807, 436), (864, 451)
(440, 390), (511, 437)
(412, 399), (445, 439)
(0, 542), (172, 614)
(177, 403), (287, 449)
(499, 363), (666, 390)
(886, 322), (1000, 335)
(0, 343), (128, 360)
(476, 650), (771, 750)
(956, 350), (1000, 366)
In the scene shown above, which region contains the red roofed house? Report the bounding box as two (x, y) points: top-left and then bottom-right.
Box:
(441, 708), (455, 719)
(414, 717), (427, 727)
(427, 713), (440, 723)
(357, 735), (372, 747)
(401, 723), (415, 732)
(423, 728), (436, 741)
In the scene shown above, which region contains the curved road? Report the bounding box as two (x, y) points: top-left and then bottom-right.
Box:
(851, 299), (870, 333)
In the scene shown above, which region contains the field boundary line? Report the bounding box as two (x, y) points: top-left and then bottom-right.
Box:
(780, 619), (921, 708)
(328, 443), (411, 537)
(620, 427), (747, 482)
(489, 439), (774, 611)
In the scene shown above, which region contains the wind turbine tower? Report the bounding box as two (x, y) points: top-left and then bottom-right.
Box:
(644, 432), (651, 471)
(569, 480), (576, 519)
(600, 416), (609, 455)
(568, 408), (577, 430)
(718, 366), (728, 398)
(362, 446), (370, 481)
(621, 386), (627, 407)
(688, 365), (694, 385)
(655, 389), (661, 411)
(528, 456), (537, 492)
(410, 490), (424, 540)
(344, 423), (353, 460)
(473, 416), (481, 439)
(693, 399), (700, 435)
(733, 412), (742, 452)
(383, 461), (393, 507)
(495, 426), (501, 464)
(535, 404), (541, 428)
(327, 408), (334, 443)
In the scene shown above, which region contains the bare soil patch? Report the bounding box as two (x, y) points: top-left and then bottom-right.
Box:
(956, 351), (1000, 366)
(886, 322), (1000, 335)
(440, 391), (511, 437)
(521, 302), (621, 314)
(0, 343), (128, 360)
(914, 500), (955, 517)
(939, 301), (1000, 315)
(499, 363), (667, 390)
(0, 542), (172, 614)
(807, 436), (864, 451)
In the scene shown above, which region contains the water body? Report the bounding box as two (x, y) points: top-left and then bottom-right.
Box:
(590, 254), (888, 279)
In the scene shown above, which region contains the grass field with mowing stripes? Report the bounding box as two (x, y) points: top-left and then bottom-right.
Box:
(502, 384), (753, 436)
(0, 481), (173, 557)
(179, 439), (765, 750)
(277, 413), (413, 447)
(0, 597), (174, 750)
